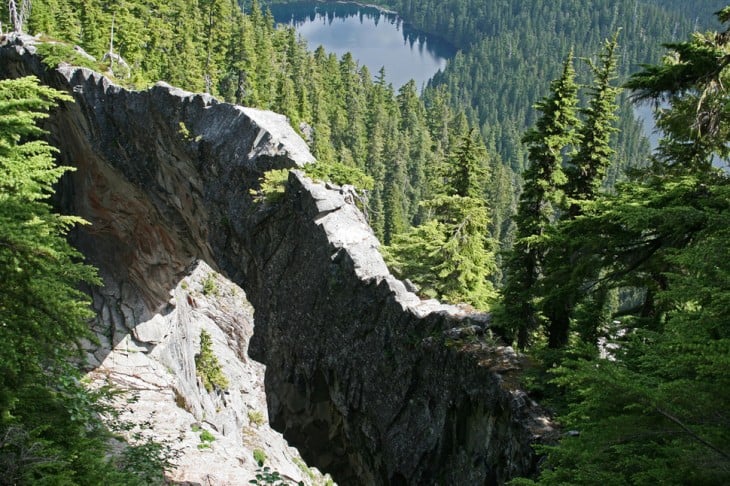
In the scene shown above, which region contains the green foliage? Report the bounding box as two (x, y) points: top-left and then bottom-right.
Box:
(197, 427), (216, 450)
(305, 161), (375, 191)
(178, 121), (200, 143)
(384, 129), (497, 310)
(359, 0), (722, 256)
(373, 0), (719, 175)
(540, 36), (622, 349)
(500, 52), (580, 348)
(625, 28), (730, 172)
(195, 330), (229, 392)
(248, 409), (266, 427)
(0, 74), (96, 414)
(521, 9), (730, 484)
(35, 41), (106, 72)
(440, 128), (488, 199)
(201, 273), (219, 296)
(533, 244), (730, 483)
(13, 0), (726, 262)
(253, 448), (267, 466)
(501, 36), (623, 349)
(20, 0), (490, 248)
(199, 429), (215, 443)
(566, 34), (621, 215)
(0, 76), (171, 482)
(249, 465), (305, 486)
(118, 435), (177, 485)
(251, 169), (291, 204)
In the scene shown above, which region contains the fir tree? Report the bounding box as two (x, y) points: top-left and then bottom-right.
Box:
(501, 52), (580, 348)
(0, 77), (98, 397)
(521, 10), (730, 483)
(0, 76), (168, 483)
(565, 33), (621, 217)
(541, 35), (621, 348)
(384, 129), (496, 310)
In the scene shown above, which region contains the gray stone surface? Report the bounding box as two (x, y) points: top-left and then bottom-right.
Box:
(87, 261), (324, 485)
(0, 36), (556, 485)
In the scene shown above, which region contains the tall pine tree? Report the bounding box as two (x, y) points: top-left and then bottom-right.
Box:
(384, 129), (496, 309)
(542, 35), (621, 348)
(565, 33), (621, 217)
(501, 52), (580, 348)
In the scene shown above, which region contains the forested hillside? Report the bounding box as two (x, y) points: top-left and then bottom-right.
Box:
(263, 0), (724, 262)
(2, 0), (729, 483)
(370, 0), (724, 176)
(504, 8), (730, 483)
(11, 0), (723, 291)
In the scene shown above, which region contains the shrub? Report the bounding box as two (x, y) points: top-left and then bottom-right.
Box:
(253, 448), (267, 466)
(248, 409), (266, 427)
(201, 274), (218, 296)
(195, 330), (229, 392)
(251, 169), (290, 203)
(305, 161), (374, 190)
(36, 42), (104, 71)
(199, 429), (215, 443)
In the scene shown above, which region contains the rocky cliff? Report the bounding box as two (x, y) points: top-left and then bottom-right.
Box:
(0, 36), (555, 485)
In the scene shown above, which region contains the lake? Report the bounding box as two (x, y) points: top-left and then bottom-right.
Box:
(269, 1), (456, 92)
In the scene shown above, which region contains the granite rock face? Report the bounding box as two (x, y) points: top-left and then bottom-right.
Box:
(0, 37), (555, 485)
(242, 175), (554, 485)
(87, 260), (324, 485)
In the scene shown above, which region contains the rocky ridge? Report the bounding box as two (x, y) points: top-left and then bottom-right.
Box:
(0, 36), (555, 485)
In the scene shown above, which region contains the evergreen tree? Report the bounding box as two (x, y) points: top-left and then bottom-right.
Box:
(501, 52), (580, 348)
(0, 77), (97, 401)
(396, 79), (431, 222)
(519, 10), (730, 483)
(384, 129), (496, 309)
(444, 127), (487, 199)
(339, 52), (368, 167)
(625, 7), (730, 172)
(0, 76), (168, 483)
(382, 143), (408, 244)
(542, 36), (621, 349)
(565, 33), (621, 217)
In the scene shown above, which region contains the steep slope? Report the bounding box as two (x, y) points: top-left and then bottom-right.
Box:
(0, 36), (555, 485)
(87, 260), (324, 484)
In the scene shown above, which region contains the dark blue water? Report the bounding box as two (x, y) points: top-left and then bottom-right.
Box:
(269, 2), (456, 91)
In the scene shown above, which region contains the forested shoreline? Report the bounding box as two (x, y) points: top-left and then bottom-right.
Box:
(1, 0), (729, 483)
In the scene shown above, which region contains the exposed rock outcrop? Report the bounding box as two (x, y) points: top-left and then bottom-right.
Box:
(0, 36), (555, 485)
(88, 260), (324, 485)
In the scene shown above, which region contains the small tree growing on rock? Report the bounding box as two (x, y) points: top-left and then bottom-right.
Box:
(195, 329), (229, 392)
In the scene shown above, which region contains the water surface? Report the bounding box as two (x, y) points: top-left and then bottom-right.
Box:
(270, 2), (456, 91)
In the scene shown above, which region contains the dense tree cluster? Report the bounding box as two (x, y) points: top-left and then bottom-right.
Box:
(384, 129), (497, 309)
(507, 8), (730, 484)
(371, 0), (723, 169)
(6, 0), (497, 249)
(3, 0), (730, 483)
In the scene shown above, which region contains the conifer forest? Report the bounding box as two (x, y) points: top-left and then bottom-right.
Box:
(0, 0), (728, 483)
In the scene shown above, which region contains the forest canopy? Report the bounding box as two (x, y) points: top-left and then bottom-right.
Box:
(1, 0), (729, 483)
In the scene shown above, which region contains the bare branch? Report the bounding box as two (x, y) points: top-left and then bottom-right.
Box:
(655, 406), (730, 461)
